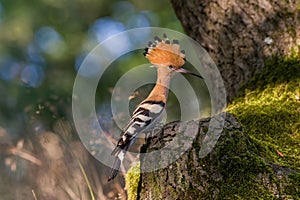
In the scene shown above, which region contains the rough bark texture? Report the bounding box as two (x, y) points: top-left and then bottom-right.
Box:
(171, 0), (300, 101)
(132, 2), (300, 199)
(137, 113), (299, 199)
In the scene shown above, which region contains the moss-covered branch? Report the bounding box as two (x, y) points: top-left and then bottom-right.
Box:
(126, 55), (300, 199)
(129, 113), (298, 199)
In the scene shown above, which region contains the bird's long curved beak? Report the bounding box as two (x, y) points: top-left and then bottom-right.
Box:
(176, 68), (203, 79)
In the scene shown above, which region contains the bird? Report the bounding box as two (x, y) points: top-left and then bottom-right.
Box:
(108, 34), (203, 181)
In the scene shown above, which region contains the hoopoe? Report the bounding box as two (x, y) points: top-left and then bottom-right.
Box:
(108, 34), (202, 181)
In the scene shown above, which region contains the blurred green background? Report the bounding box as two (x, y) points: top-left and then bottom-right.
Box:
(0, 0), (184, 135)
(0, 0), (185, 198)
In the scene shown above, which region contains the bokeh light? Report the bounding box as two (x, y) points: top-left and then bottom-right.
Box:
(0, 57), (20, 81)
(20, 64), (44, 87)
(34, 26), (66, 57)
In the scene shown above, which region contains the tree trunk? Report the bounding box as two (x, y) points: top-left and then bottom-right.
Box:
(136, 113), (299, 200)
(130, 1), (300, 199)
(171, 0), (300, 101)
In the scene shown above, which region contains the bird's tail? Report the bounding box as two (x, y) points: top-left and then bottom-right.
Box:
(108, 156), (121, 181)
(108, 147), (127, 181)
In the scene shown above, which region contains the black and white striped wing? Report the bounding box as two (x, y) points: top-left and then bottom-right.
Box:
(108, 100), (165, 181)
(111, 100), (165, 156)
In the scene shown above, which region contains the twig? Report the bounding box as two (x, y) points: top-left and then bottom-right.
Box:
(32, 189), (38, 200)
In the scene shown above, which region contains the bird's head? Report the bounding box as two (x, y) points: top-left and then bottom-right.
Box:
(144, 34), (202, 78)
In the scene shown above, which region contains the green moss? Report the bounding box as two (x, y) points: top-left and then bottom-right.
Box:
(227, 55), (300, 171)
(135, 54), (299, 199)
(147, 171), (163, 199)
(285, 173), (300, 199)
(211, 130), (275, 199)
(125, 162), (140, 200)
(223, 55), (300, 198)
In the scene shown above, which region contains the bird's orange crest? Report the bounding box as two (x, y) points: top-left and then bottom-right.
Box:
(144, 34), (185, 69)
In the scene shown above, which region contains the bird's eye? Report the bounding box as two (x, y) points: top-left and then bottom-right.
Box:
(169, 65), (173, 69)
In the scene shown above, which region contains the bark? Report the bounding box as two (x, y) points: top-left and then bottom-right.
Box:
(170, 0), (300, 101)
(137, 113), (299, 199)
(134, 1), (300, 199)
